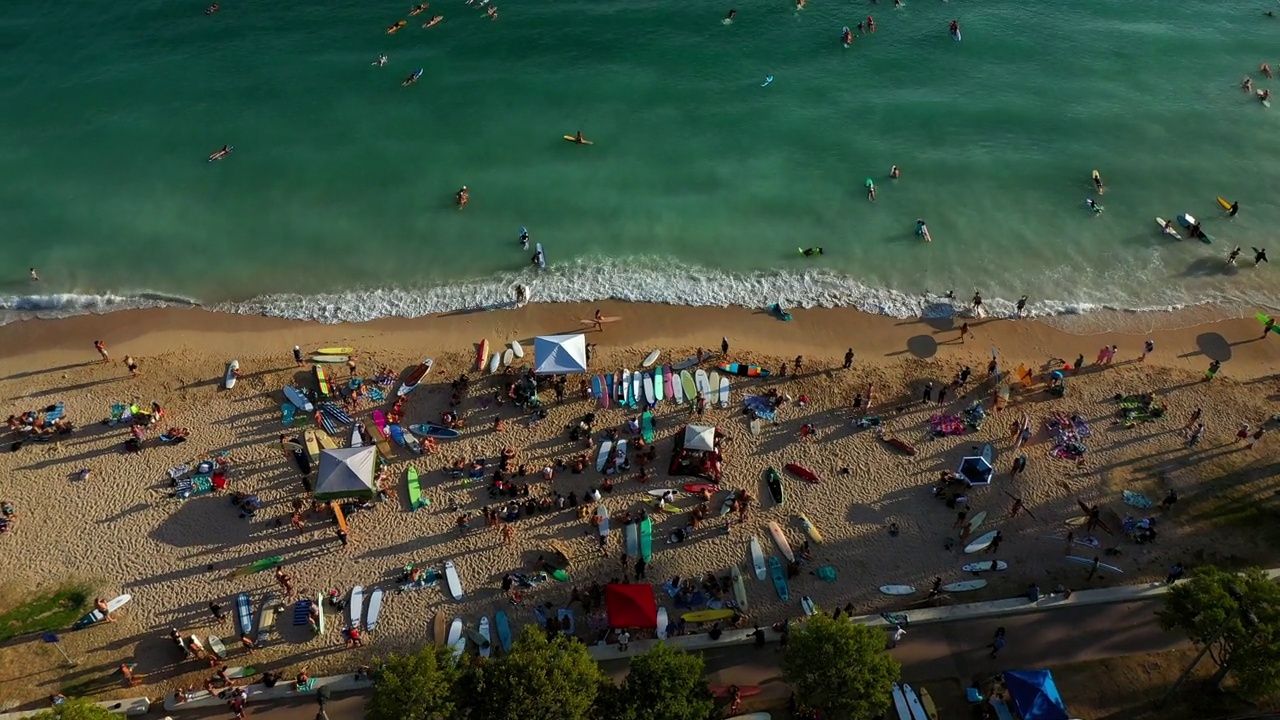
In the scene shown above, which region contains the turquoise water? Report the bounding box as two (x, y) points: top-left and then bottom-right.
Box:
(3, 0), (1280, 322)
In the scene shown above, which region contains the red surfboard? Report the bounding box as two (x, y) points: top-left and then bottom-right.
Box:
(784, 463), (820, 484)
(683, 483), (719, 493)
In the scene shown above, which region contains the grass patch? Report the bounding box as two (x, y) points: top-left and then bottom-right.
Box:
(0, 587), (90, 644)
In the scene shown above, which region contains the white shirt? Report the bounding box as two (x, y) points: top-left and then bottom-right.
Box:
(892, 627), (906, 641)
(618, 631), (630, 645)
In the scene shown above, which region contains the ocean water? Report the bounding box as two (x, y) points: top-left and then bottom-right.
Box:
(3, 0), (1280, 324)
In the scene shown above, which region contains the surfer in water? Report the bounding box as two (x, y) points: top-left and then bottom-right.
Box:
(1161, 218), (1178, 238)
(402, 70), (422, 86)
(724, 9), (736, 23)
(410, 2), (430, 14)
(1085, 198), (1103, 215)
(1242, 77), (1254, 93)
(531, 249), (544, 267)
(801, 247), (825, 257)
(1091, 171), (1105, 194)
(205, 3), (219, 13)
(890, 165), (900, 178)
(1255, 248), (1269, 266)
(519, 228), (530, 249)
(1263, 63), (1274, 79)
(372, 54), (388, 66)
(866, 15), (875, 32)
(1229, 201), (1240, 217)
(572, 130), (590, 144)
(1259, 88), (1272, 104)
(842, 27), (853, 46)
(949, 20), (960, 39)
(486, 6), (499, 19)
(1228, 246), (1242, 266)
(456, 185), (468, 209)
(208, 145), (232, 162)
(916, 219), (932, 242)
(866, 180), (877, 202)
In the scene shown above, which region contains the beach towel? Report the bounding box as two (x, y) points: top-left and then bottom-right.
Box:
(293, 600), (311, 626)
(107, 403), (126, 426)
(742, 395), (777, 421)
(167, 463), (189, 481)
(1123, 490), (1153, 508)
(281, 404), (296, 425)
(1072, 415), (1092, 438)
(816, 566), (837, 582)
(367, 387), (386, 402)
(44, 403), (64, 423)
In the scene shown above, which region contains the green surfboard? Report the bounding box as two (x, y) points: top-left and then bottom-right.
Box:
(231, 556), (283, 578)
(639, 517), (653, 562)
(407, 467), (422, 509)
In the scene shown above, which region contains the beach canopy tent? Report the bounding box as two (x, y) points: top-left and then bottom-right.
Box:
(604, 583), (658, 629)
(314, 446), (378, 500)
(958, 454), (994, 486)
(684, 424), (717, 452)
(1003, 670), (1069, 720)
(533, 334), (588, 375)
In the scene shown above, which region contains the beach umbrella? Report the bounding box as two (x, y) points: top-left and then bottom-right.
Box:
(314, 446), (378, 500)
(533, 334), (588, 374)
(957, 454), (994, 486)
(683, 424), (717, 452)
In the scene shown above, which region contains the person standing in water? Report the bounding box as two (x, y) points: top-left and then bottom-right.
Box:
(1228, 246), (1241, 266)
(1255, 248), (1268, 266)
(1229, 201), (1239, 218)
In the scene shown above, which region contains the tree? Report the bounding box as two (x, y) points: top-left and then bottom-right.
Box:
(1157, 565), (1280, 696)
(365, 644), (460, 720)
(27, 698), (119, 720)
(459, 626), (606, 720)
(782, 614), (899, 719)
(596, 643), (715, 720)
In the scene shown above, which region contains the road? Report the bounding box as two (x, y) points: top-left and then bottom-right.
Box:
(170, 599), (1184, 719)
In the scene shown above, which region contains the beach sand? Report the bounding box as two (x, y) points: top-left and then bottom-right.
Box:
(1, 302), (1278, 708)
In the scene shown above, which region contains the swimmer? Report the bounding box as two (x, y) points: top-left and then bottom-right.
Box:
(890, 165), (900, 179)
(842, 27), (853, 46)
(1091, 171), (1105, 194)
(800, 247), (825, 257)
(486, 6), (498, 19)
(1259, 88), (1272, 103)
(894, 0), (903, 7)
(724, 9), (736, 23)
(1085, 198), (1102, 214)
(866, 15), (875, 32)
(207, 145), (232, 162)
(795, 0), (806, 10)
(866, 180), (876, 202)
(1242, 77), (1253, 93)
(916, 219), (932, 242)
(949, 20), (960, 38)
(1227, 246), (1242, 266)
(1263, 63), (1274, 79)
(456, 186), (469, 209)
(1255, 248), (1269, 266)
(371, 54), (388, 67)
(205, 3), (219, 14)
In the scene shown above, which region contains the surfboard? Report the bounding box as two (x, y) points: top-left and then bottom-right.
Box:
(310, 354), (347, 363)
(761, 75), (774, 87)
(749, 536), (766, 579)
(534, 242), (546, 268)
(489, 352), (501, 374)
(495, 610), (513, 653)
(511, 340), (524, 358)
(224, 360), (239, 389)
(903, 684), (929, 720)
(444, 560), (464, 599)
(962, 560), (1008, 572)
(477, 340), (489, 370)
(283, 386), (313, 412)
(801, 596), (816, 615)
(620, 369), (632, 406)
(941, 579), (988, 592)
(732, 564), (748, 611)
(503, 349), (514, 367)
(1218, 196), (1232, 211)
(1155, 217), (1181, 239)
(680, 370), (697, 401)
(206, 635), (227, 659)
(768, 521), (794, 562)
(695, 369), (711, 397)
(448, 618), (465, 658)
(317, 591), (326, 635)
(433, 612), (447, 647)
(769, 556), (789, 601)
(625, 522), (639, 556)
(348, 586), (363, 629)
(892, 684), (912, 720)
(231, 556), (284, 578)
(663, 365), (675, 401)
(350, 426), (363, 447)
(798, 513), (823, 543)
(563, 135), (594, 145)
(477, 616), (491, 658)
(842, 26), (851, 47)
(631, 371), (642, 407)
(966, 510), (988, 533)
(918, 687), (940, 720)
(73, 594), (131, 629)
(964, 530), (999, 553)
(879, 585), (916, 595)
(596, 440), (612, 472)
(235, 593), (253, 636)
(718, 376), (730, 407)
(316, 347), (353, 355)
(642, 349), (660, 367)
(596, 503), (610, 536)
(683, 608), (736, 623)
(671, 368), (684, 403)
(366, 588), (383, 631)
(1066, 555), (1124, 574)
(253, 592), (278, 646)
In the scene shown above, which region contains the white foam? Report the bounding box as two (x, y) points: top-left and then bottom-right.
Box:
(0, 291), (197, 324)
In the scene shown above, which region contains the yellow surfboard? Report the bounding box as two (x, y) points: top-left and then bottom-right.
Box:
(1217, 196), (1232, 211)
(563, 135), (594, 145)
(798, 513), (824, 544)
(681, 608), (736, 623)
(316, 347), (354, 355)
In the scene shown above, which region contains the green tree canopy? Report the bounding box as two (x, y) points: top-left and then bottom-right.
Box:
(458, 627), (606, 720)
(782, 614), (900, 719)
(365, 644), (460, 720)
(596, 642), (715, 720)
(27, 698), (119, 720)
(1157, 565), (1280, 696)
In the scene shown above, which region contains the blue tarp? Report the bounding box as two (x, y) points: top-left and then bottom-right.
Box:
(1003, 670), (1068, 720)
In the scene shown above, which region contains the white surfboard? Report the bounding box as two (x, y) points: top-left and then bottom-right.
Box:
(283, 385), (313, 412)
(448, 618), (465, 658)
(656, 607), (669, 639)
(349, 586), (363, 629)
(941, 579), (989, 592)
(767, 521), (794, 562)
(444, 560), (464, 599)
(489, 352), (501, 374)
(621, 369), (632, 405)
(596, 440), (613, 472)
(749, 536), (766, 579)
(365, 588), (383, 631)
(671, 372), (684, 403)
(879, 585), (916, 595)
(478, 616), (491, 658)
(596, 503), (610, 536)
(1066, 555), (1124, 574)
(643, 374), (655, 405)
(718, 376), (730, 407)
(961, 560), (1008, 572)
(350, 425), (363, 447)
(646, 488), (677, 498)
(631, 371), (641, 407)
(695, 369), (711, 397)
(224, 360), (239, 389)
(966, 510), (989, 532)
(511, 340), (524, 358)
(964, 529), (999, 554)
(534, 242), (546, 268)
(642, 349), (660, 367)
(503, 349), (514, 367)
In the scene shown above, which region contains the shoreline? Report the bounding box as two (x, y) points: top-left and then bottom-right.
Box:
(2, 300), (1279, 706)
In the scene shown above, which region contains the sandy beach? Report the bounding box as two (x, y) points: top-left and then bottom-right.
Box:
(1, 301), (1278, 709)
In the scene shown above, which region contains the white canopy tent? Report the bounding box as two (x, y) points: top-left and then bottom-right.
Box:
(533, 333), (588, 374)
(314, 446), (378, 500)
(684, 424), (717, 452)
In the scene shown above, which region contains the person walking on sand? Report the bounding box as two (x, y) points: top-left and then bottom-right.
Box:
(953, 508), (968, 529)
(958, 322), (971, 344)
(293, 346), (304, 367)
(988, 627), (1006, 658)
(1006, 495), (1024, 519)
(971, 291), (984, 317)
(986, 530), (1003, 554)
(1187, 422), (1206, 447)
(346, 356), (357, 377)
(1184, 407), (1202, 433)
(721, 337), (729, 356)
(794, 355), (803, 373)
(1085, 555), (1102, 581)
(889, 624), (905, 648)
(124, 355), (139, 377)
(1236, 424), (1251, 443)
(94, 340), (109, 362)
(592, 309), (604, 332)
(922, 382), (933, 403)
(937, 386), (948, 405)
(1250, 426), (1268, 447)
(843, 348), (854, 369)
(1205, 359), (1221, 380)
(1166, 561), (1185, 585)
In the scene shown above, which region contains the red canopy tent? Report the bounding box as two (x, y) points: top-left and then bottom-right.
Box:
(604, 583), (658, 629)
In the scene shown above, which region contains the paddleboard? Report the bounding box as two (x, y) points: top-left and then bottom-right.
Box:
(448, 618), (464, 658)
(892, 684), (912, 720)
(732, 564), (748, 611)
(769, 556), (789, 601)
(73, 594), (131, 629)
(1155, 217), (1182, 239)
(283, 386), (313, 412)
(478, 616), (491, 657)
(879, 585), (916, 596)
(563, 135), (594, 145)
(801, 596), (816, 615)
(495, 610), (513, 653)
(683, 608), (735, 623)
(1218, 196), (1232, 211)
(366, 588), (383, 631)
(642, 349), (660, 367)
(903, 684), (929, 720)
(631, 370), (642, 407)
(767, 521), (794, 562)
(749, 537), (766, 580)
(444, 560), (464, 599)
(534, 242), (546, 268)
(223, 360), (239, 389)
(348, 586), (363, 629)
(941, 579), (988, 592)
(621, 369), (632, 405)
(962, 560), (1008, 572)
(1066, 555), (1124, 574)
(964, 530), (999, 554)
(511, 340), (524, 358)
(798, 513), (823, 543)
(477, 339), (489, 370)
